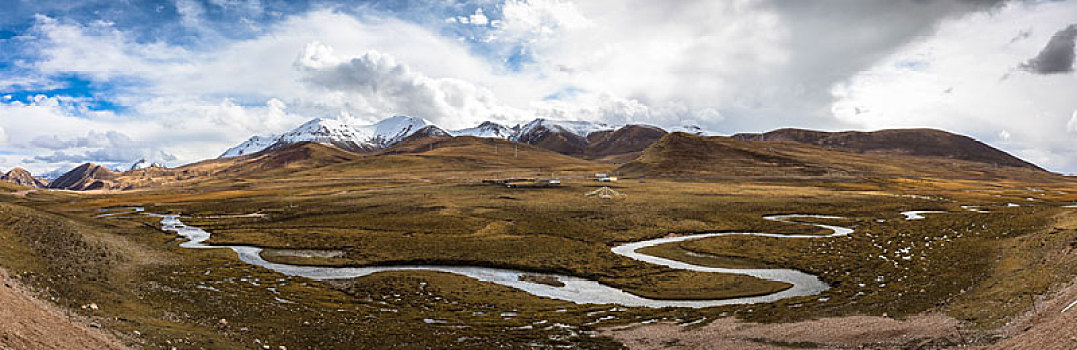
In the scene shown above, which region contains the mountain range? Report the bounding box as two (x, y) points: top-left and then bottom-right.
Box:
(6, 115), (1057, 191)
(219, 116), (697, 159)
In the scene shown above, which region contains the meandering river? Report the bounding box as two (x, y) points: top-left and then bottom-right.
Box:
(104, 208), (886, 307)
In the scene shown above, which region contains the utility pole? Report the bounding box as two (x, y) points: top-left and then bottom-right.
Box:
(514, 144), (518, 159)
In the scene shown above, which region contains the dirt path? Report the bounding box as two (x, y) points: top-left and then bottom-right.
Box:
(603, 279), (1077, 350)
(0, 269), (130, 350)
(601, 315), (966, 349)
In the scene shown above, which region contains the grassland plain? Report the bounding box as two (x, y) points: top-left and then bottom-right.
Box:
(3, 157), (1077, 348)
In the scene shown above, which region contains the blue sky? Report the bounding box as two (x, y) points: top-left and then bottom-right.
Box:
(1, 0), (1077, 175)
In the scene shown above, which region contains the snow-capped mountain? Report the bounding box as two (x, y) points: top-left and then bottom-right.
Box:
(508, 118), (618, 154)
(220, 115), (699, 158)
(128, 159), (163, 171)
(365, 115), (431, 146)
(669, 125), (712, 136)
(513, 118), (615, 140)
(220, 135), (281, 158)
(219, 116), (432, 158)
(450, 121), (516, 139)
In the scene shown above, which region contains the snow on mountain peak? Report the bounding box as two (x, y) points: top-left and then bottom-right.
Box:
(450, 121), (515, 139)
(279, 118), (370, 143)
(220, 134), (282, 158)
(517, 118), (615, 138)
(669, 125), (714, 136)
(219, 116), (433, 158)
(219, 116), (703, 159)
(128, 159), (165, 171)
(366, 115), (430, 146)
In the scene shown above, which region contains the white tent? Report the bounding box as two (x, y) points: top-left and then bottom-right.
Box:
(585, 186), (625, 199)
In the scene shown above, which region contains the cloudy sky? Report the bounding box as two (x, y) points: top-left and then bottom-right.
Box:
(1, 0), (1076, 175)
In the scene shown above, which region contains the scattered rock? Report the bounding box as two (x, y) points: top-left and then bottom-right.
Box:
(218, 318), (228, 326)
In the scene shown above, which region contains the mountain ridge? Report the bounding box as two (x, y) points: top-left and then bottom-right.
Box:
(619, 131), (1055, 179)
(732, 128), (1041, 170)
(219, 116), (633, 158)
(48, 163), (118, 191)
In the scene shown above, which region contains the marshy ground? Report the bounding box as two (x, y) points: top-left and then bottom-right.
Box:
(1, 171), (1076, 349)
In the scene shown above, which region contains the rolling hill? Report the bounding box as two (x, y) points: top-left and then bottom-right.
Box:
(617, 132), (829, 177)
(619, 131), (1057, 180)
(733, 128), (1041, 170)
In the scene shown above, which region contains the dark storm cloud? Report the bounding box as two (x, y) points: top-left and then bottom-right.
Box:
(1020, 24), (1077, 74)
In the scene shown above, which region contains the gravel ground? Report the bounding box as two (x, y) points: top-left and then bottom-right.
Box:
(978, 278), (1077, 350)
(601, 314), (967, 349)
(603, 278), (1077, 350)
(0, 269), (129, 350)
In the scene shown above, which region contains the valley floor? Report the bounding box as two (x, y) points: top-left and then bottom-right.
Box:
(2, 170), (1077, 349)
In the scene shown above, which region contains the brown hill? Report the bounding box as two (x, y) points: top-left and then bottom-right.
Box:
(733, 128), (1042, 170)
(48, 163), (118, 190)
(585, 125), (667, 157)
(1, 168), (45, 188)
(215, 141), (362, 176)
(618, 133), (828, 177)
(47, 142), (360, 191)
(289, 134), (605, 179)
(377, 135), (597, 168)
(515, 124), (668, 160)
(620, 132), (1059, 181)
(515, 125), (591, 155)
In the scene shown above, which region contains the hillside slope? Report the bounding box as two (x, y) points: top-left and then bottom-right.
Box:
(618, 133), (828, 177)
(733, 128), (1041, 170)
(620, 132), (1059, 180)
(585, 125), (668, 157)
(48, 163), (118, 190)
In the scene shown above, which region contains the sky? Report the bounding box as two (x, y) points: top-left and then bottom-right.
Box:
(1, 0), (1076, 175)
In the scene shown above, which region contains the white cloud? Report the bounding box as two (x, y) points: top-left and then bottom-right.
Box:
(830, 0), (1077, 170)
(0, 95), (308, 174)
(0, 127), (8, 145)
(1068, 109), (1077, 133)
(9, 10), (545, 172)
(457, 7), (489, 26)
(30, 130), (177, 165)
(296, 42), (527, 129)
(175, 0), (207, 28)
(207, 0), (264, 15)
(495, 0), (592, 41)
(470, 8), (489, 26)
(8, 1), (1077, 173)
